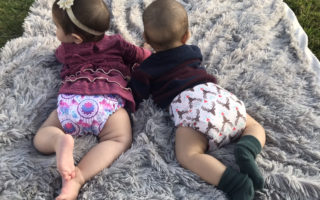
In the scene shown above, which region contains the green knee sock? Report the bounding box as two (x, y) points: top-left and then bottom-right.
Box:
(234, 135), (264, 190)
(217, 167), (254, 200)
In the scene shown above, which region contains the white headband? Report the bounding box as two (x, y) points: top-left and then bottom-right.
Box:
(57, 0), (104, 36)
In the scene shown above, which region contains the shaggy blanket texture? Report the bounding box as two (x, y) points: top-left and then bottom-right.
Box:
(1, 0), (320, 199)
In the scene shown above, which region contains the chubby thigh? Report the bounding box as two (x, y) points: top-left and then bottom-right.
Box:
(169, 82), (246, 150)
(57, 94), (125, 136)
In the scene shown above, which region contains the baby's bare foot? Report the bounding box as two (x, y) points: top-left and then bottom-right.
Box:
(56, 167), (85, 200)
(56, 134), (75, 181)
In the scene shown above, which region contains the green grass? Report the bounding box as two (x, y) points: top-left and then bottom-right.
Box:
(284, 0), (320, 60)
(0, 0), (319, 59)
(0, 0), (34, 47)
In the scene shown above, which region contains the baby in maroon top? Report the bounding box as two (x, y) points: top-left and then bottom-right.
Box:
(33, 0), (150, 199)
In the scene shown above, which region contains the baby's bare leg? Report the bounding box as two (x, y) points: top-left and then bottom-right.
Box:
(175, 127), (254, 200)
(242, 114), (266, 147)
(56, 108), (132, 200)
(33, 109), (75, 181)
(235, 114), (266, 190)
(175, 126), (226, 185)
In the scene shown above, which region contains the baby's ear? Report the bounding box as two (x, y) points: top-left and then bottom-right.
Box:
(71, 33), (83, 44)
(181, 30), (190, 44)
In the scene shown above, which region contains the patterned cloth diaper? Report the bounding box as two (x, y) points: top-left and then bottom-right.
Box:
(57, 94), (125, 136)
(169, 82), (247, 150)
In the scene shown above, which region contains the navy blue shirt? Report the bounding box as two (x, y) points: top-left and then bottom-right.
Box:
(129, 44), (217, 109)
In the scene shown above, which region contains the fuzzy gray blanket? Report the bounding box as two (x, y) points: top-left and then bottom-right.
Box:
(1, 0), (319, 199)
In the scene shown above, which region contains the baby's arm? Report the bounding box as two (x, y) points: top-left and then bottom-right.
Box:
(142, 42), (153, 52)
(118, 36), (152, 66)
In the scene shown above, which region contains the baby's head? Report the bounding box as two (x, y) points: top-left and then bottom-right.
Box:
(143, 0), (189, 52)
(52, 0), (110, 43)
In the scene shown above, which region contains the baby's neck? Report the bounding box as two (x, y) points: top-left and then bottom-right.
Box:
(154, 42), (185, 53)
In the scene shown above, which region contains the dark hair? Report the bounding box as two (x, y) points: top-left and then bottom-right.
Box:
(52, 0), (110, 42)
(143, 0), (188, 50)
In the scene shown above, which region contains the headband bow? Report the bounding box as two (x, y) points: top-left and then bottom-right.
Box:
(57, 0), (74, 9)
(57, 0), (104, 36)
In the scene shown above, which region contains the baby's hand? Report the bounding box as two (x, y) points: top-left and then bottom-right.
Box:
(142, 43), (153, 52)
